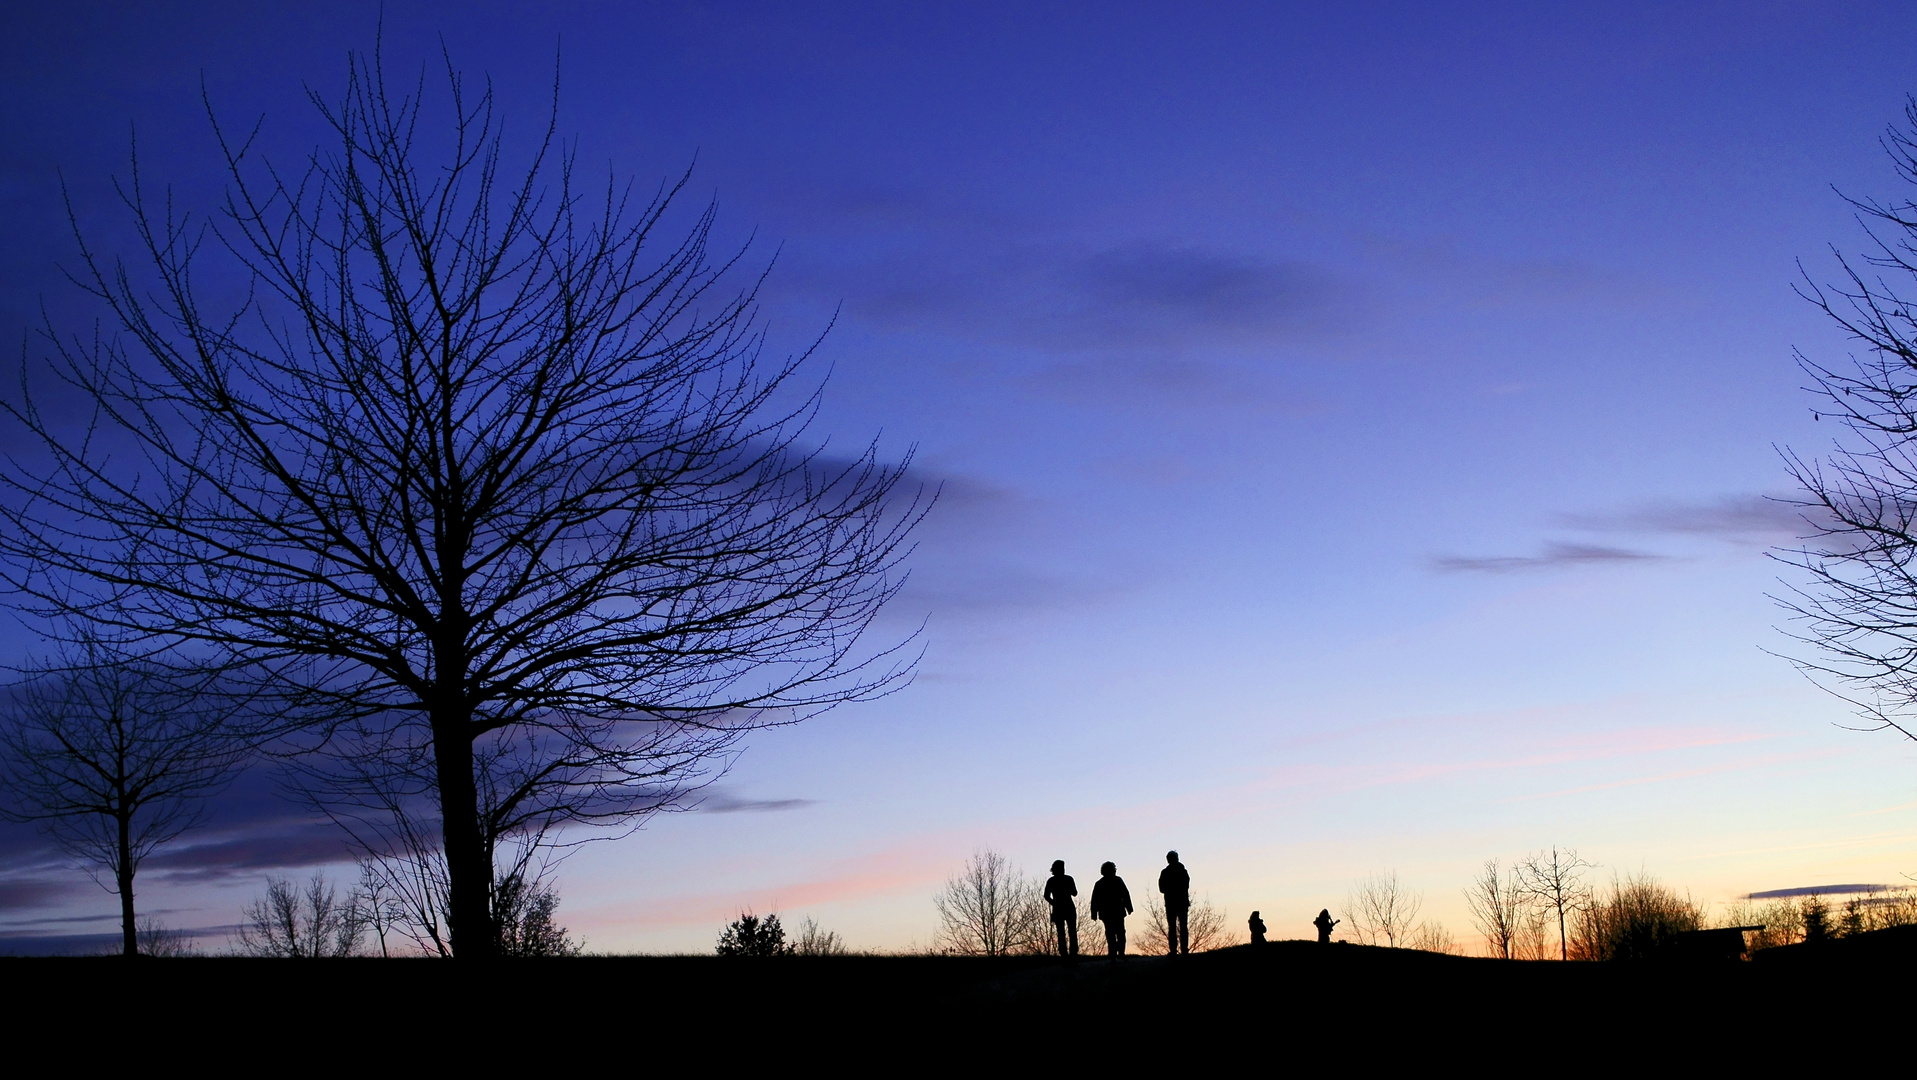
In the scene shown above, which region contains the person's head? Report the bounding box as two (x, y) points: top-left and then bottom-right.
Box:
(1251, 910), (1260, 919)
(1166, 850), (1179, 864)
(1051, 860), (1065, 875)
(1101, 861), (1116, 876)
(1319, 908), (1331, 918)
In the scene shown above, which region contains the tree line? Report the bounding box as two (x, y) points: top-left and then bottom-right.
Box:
(844, 846), (1917, 961)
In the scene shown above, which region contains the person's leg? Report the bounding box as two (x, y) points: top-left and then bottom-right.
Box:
(1108, 919), (1125, 958)
(1064, 910), (1078, 955)
(1176, 907), (1189, 954)
(1053, 916), (1067, 957)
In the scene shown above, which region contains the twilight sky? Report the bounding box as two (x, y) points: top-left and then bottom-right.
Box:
(3, 0), (1916, 954)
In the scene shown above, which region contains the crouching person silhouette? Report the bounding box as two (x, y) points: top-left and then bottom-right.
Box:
(1089, 861), (1133, 959)
(1044, 860), (1078, 957)
(1314, 908), (1340, 944)
(1248, 911), (1267, 945)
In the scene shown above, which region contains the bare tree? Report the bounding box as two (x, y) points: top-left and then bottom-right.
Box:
(351, 858), (408, 958)
(794, 916), (848, 956)
(1344, 870), (1422, 948)
(1406, 920), (1459, 955)
(1516, 847), (1595, 961)
(1142, 894), (1236, 954)
(0, 51), (925, 956)
(1512, 901), (1552, 959)
(934, 850), (1047, 957)
(0, 638), (250, 956)
(349, 809), (453, 957)
(1777, 98), (1917, 748)
(1464, 857), (1530, 959)
(135, 916), (199, 957)
(235, 873), (364, 958)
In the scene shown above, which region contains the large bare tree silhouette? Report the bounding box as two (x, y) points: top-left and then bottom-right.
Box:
(0, 52), (924, 956)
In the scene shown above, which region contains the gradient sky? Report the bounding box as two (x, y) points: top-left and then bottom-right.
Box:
(3, 1), (1916, 954)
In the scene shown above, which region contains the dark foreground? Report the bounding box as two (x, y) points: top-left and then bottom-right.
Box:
(9, 928), (1910, 1057)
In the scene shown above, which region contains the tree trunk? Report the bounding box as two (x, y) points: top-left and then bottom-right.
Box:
(117, 810), (136, 957)
(433, 707), (492, 958)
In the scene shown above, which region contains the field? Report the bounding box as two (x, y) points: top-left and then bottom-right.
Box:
(11, 927), (1910, 1058)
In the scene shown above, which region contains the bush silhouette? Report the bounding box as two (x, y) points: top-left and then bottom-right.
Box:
(717, 912), (793, 957)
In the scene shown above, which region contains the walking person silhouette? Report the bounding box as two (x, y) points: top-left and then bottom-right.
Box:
(1248, 911), (1267, 945)
(1088, 861), (1133, 959)
(1314, 908), (1340, 944)
(1158, 851), (1191, 955)
(1044, 860), (1078, 957)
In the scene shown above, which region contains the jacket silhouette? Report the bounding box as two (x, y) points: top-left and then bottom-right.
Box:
(1088, 862), (1132, 958)
(1044, 860), (1078, 957)
(1158, 851), (1191, 955)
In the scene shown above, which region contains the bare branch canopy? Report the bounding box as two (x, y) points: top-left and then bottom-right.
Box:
(0, 50), (926, 956)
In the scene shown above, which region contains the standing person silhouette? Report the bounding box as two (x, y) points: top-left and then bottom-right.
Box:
(1043, 860), (1078, 957)
(1248, 911), (1267, 945)
(1088, 861), (1133, 960)
(1158, 851), (1191, 955)
(1314, 908), (1340, 944)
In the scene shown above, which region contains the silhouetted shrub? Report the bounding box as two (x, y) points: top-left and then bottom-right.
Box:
(493, 874), (582, 957)
(1141, 894), (1238, 954)
(1570, 872), (1701, 961)
(717, 912), (793, 957)
(794, 917), (848, 956)
(1801, 894), (1832, 944)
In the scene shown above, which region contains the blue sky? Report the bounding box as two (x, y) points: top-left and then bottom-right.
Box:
(2, 1), (1915, 953)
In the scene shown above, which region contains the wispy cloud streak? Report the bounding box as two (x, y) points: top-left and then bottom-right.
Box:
(1432, 543), (1666, 573)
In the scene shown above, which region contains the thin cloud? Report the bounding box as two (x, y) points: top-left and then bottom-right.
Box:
(1432, 542), (1667, 573)
(1557, 494), (1827, 544)
(1068, 243), (1340, 335)
(0, 878), (88, 912)
(1746, 883), (1892, 899)
(695, 792), (818, 814)
(141, 824), (354, 881)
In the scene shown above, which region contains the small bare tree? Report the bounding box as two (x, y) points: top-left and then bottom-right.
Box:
(1517, 847), (1596, 960)
(351, 859), (408, 958)
(0, 639), (252, 956)
(794, 916), (848, 956)
(1406, 920), (1459, 955)
(135, 917), (199, 957)
(349, 811), (453, 957)
(1142, 894), (1236, 954)
(1344, 870), (1423, 948)
(934, 850), (1047, 957)
(1513, 902), (1553, 959)
(235, 873), (364, 958)
(1464, 858), (1530, 959)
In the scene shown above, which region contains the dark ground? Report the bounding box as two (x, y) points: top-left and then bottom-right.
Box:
(7, 928), (1909, 1059)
